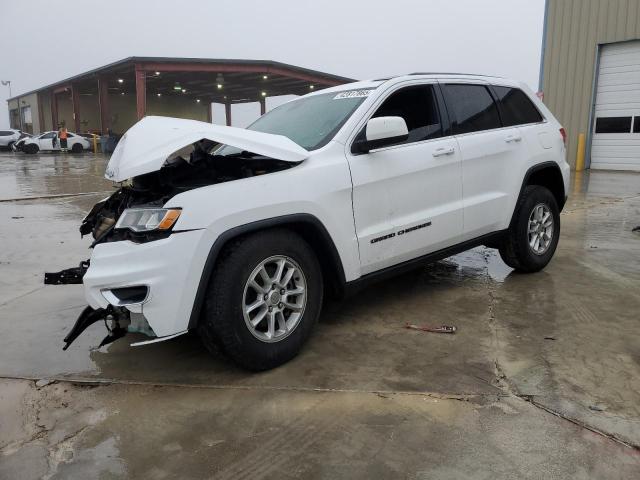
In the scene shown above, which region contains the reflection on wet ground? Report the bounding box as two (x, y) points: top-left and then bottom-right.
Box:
(0, 150), (112, 201)
(1, 152), (640, 476)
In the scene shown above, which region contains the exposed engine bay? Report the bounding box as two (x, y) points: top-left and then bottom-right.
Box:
(82, 140), (297, 245)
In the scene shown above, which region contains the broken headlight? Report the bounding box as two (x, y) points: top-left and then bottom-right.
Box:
(115, 208), (181, 233)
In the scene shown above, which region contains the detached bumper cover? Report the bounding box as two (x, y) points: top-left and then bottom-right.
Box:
(83, 229), (207, 337)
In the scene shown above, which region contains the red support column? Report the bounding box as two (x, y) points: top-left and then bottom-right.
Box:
(259, 98), (266, 116)
(98, 75), (111, 134)
(51, 91), (59, 129)
(135, 66), (146, 120)
(71, 85), (81, 132)
(225, 103), (232, 126)
(36, 93), (45, 134)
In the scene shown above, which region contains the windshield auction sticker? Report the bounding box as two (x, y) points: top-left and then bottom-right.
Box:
(333, 89), (374, 99)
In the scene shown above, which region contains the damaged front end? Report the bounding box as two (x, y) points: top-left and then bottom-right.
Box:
(45, 116), (308, 351)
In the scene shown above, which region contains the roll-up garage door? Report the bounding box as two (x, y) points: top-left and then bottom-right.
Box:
(591, 40), (640, 171)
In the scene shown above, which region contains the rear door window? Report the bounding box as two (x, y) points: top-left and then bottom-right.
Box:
(369, 84), (443, 145)
(443, 84), (502, 134)
(0, 131), (12, 136)
(492, 86), (543, 126)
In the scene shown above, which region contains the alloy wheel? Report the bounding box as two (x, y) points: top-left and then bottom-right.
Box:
(242, 255), (307, 343)
(528, 203), (554, 255)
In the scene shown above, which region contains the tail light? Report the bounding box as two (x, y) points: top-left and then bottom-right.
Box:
(559, 127), (567, 147)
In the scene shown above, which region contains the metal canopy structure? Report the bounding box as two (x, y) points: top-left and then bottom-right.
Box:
(8, 57), (354, 133)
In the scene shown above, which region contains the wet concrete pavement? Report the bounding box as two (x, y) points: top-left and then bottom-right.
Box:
(1, 151), (639, 478)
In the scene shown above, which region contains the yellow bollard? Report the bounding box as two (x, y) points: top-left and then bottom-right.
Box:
(575, 133), (586, 171)
(93, 135), (98, 153)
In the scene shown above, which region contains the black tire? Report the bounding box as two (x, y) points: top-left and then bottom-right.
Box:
(7, 141), (14, 151)
(24, 144), (38, 154)
(71, 143), (83, 153)
(499, 185), (560, 273)
(198, 228), (323, 371)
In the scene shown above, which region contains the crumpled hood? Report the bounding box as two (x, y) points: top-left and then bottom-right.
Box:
(105, 116), (310, 182)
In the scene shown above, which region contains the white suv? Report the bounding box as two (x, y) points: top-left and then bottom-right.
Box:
(47, 74), (570, 370)
(0, 129), (26, 150)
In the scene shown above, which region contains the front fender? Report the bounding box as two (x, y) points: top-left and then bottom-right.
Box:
(184, 213), (347, 330)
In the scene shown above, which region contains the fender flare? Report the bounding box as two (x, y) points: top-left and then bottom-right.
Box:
(187, 213), (346, 329)
(509, 161), (566, 228)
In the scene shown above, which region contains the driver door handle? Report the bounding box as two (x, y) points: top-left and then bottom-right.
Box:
(505, 134), (522, 143)
(432, 146), (455, 157)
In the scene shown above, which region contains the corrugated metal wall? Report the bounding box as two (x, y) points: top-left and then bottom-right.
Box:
(541, 0), (640, 168)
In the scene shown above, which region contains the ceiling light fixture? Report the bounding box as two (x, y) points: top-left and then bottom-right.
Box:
(182, 89), (186, 93)
(118, 78), (124, 83)
(261, 91), (267, 97)
(155, 71), (160, 76)
(157, 93), (162, 97)
(309, 85), (314, 89)
(217, 84), (223, 89)
(263, 75), (268, 80)
(196, 99), (201, 103)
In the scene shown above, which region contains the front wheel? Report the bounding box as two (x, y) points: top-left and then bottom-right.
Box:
(24, 144), (39, 154)
(198, 228), (323, 371)
(71, 143), (83, 153)
(499, 185), (560, 273)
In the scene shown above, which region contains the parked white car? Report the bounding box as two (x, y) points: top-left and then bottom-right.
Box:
(0, 129), (29, 150)
(21, 131), (91, 154)
(47, 73), (570, 370)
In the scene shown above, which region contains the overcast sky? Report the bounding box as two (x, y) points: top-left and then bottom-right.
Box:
(0, 0), (545, 129)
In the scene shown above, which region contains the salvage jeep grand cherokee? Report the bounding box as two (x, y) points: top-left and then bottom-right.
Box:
(46, 74), (570, 370)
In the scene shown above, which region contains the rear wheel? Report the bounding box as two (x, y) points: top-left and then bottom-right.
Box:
(71, 143), (83, 153)
(499, 185), (560, 272)
(198, 228), (323, 371)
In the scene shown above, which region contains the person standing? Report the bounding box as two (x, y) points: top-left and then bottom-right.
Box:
(58, 124), (68, 153)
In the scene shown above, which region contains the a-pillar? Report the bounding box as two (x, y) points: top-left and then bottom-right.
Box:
(71, 84), (81, 133)
(225, 103), (232, 126)
(98, 75), (111, 133)
(259, 98), (266, 116)
(135, 66), (146, 120)
(206, 102), (212, 123)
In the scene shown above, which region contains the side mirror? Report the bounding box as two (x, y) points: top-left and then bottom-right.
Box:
(353, 116), (409, 153)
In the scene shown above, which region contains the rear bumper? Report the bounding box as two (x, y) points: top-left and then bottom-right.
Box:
(83, 229), (207, 337)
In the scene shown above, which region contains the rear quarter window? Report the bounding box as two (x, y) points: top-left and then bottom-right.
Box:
(492, 86), (543, 126)
(443, 84), (502, 135)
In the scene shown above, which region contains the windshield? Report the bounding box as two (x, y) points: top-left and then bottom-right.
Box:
(218, 89), (374, 155)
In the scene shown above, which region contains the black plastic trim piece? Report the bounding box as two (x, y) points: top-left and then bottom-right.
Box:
(187, 214), (346, 330)
(511, 161), (566, 227)
(343, 231), (506, 297)
(110, 286), (149, 304)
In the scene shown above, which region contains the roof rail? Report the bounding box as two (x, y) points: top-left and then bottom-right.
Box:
(407, 72), (502, 78)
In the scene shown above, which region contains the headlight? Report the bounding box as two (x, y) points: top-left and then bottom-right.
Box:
(115, 208), (181, 232)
